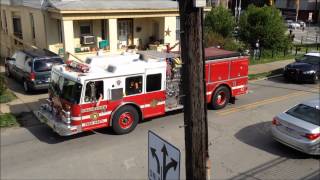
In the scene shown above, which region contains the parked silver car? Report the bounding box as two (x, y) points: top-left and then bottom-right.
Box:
(271, 99), (320, 155)
(286, 20), (300, 29)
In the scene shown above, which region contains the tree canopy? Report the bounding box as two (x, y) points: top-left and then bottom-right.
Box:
(204, 6), (235, 38)
(238, 5), (290, 50)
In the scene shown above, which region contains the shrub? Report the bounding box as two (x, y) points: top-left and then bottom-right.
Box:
(204, 31), (246, 52)
(204, 32), (225, 48)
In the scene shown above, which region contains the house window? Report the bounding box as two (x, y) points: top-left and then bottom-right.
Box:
(30, 13), (35, 39)
(57, 19), (62, 43)
(12, 14), (22, 40)
(147, 74), (162, 92)
(84, 80), (104, 103)
(176, 16), (180, 41)
(80, 22), (92, 35)
(125, 76), (143, 96)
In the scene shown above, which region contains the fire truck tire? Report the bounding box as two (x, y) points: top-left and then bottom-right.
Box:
(112, 105), (139, 135)
(212, 86), (230, 110)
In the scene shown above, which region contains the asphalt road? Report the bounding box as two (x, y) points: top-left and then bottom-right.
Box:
(1, 76), (319, 179)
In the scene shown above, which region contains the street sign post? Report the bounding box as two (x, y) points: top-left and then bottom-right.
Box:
(148, 131), (180, 180)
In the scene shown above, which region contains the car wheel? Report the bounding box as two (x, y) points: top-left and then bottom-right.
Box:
(23, 80), (31, 93)
(5, 66), (11, 77)
(212, 86), (230, 110)
(112, 105), (139, 135)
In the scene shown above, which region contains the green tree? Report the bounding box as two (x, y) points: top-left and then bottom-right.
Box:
(238, 5), (290, 50)
(204, 6), (235, 38)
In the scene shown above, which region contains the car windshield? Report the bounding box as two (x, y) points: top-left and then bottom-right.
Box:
(50, 72), (82, 104)
(297, 55), (320, 65)
(286, 104), (320, 126)
(34, 58), (63, 72)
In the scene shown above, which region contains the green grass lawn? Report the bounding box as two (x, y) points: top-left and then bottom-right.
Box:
(0, 90), (17, 103)
(0, 113), (18, 128)
(249, 54), (296, 65)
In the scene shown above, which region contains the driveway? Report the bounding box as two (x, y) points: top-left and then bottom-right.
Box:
(0, 65), (47, 114)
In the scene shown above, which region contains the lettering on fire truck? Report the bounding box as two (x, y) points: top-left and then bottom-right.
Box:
(81, 106), (107, 113)
(35, 48), (249, 136)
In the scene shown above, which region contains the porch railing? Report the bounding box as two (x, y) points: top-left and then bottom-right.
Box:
(0, 30), (39, 57)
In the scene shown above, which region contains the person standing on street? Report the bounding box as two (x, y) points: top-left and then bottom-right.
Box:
(253, 39), (260, 60)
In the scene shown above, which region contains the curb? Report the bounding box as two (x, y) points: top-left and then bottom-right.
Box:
(249, 74), (283, 82)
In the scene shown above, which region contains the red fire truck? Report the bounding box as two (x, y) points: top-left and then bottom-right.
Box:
(35, 47), (248, 136)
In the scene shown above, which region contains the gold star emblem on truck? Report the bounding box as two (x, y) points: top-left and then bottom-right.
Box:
(90, 113), (99, 120)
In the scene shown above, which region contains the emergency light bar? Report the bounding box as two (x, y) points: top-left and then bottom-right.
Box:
(66, 60), (90, 73)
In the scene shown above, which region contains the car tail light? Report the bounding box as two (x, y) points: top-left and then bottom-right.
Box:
(272, 118), (280, 126)
(29, 72), (36, 81)
(304, 133), (320, 140)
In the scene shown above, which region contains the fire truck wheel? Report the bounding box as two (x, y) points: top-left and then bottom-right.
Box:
(112, 105), (139, 135)
(212, 86), (230, 110)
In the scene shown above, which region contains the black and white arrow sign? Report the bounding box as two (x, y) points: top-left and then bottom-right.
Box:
(148, 131), (180, 180)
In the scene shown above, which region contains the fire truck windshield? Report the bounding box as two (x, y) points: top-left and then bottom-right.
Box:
(50, 72), (82, 104)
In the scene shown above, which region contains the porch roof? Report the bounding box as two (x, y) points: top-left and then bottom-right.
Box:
(1, 0), (179, 11)
(49, 0), (178, 12)
(0, 0), (44, 9)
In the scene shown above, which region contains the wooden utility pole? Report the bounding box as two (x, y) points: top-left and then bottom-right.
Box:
(295, 0), (300, 22)
(178, 0), (209, 179)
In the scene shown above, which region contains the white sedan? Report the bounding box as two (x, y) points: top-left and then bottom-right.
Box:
(288, 22), (301, 29)
(271, 99), (320, 155)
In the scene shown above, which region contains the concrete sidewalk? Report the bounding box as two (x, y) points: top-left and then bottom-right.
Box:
(248, 59), (294, 75)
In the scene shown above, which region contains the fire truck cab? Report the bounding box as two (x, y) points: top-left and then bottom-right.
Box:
(34, 48), (248, 136)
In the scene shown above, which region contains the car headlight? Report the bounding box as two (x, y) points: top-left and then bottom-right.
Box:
(302, 70), (316, 74)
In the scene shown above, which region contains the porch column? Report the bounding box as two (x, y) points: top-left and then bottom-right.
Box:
(108, 18), (118, 52)
(62, 20), (75, 54)
(164, 16), (177, 46)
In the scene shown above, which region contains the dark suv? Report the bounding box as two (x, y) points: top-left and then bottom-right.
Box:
(5, 49), (64, 93)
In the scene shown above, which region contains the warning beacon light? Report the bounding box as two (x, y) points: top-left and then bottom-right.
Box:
(66, 60), (90, 73)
